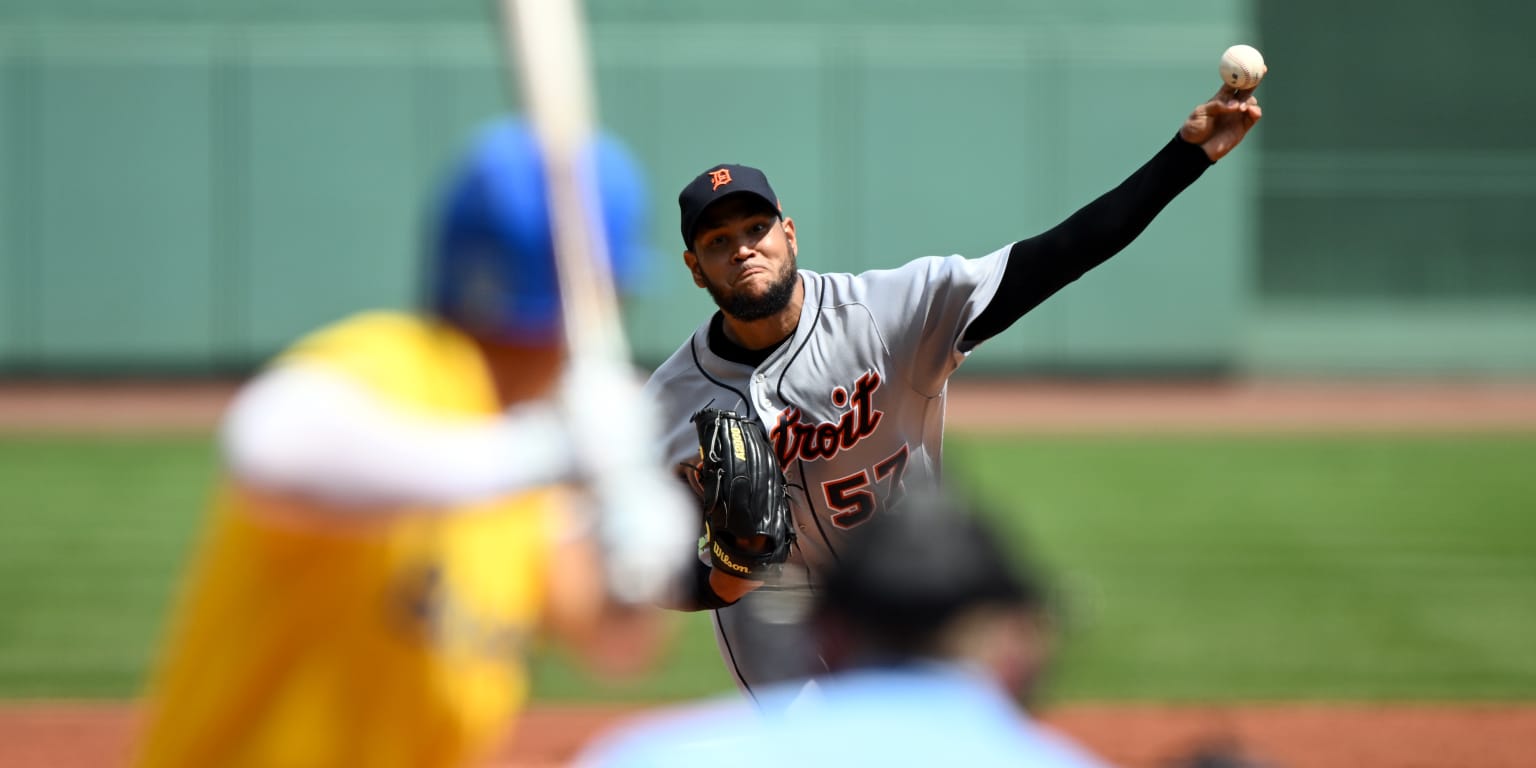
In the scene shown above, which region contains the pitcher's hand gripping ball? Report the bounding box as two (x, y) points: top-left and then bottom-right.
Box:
(1219, 44), (1267, 91)
(689, 408), (795, 579)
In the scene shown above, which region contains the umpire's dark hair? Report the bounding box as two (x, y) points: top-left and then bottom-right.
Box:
(815, 489), (1046, 655)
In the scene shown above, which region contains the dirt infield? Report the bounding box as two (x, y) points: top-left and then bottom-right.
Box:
(4, 700), (1534, 768)
(4, 378), (1536, 433)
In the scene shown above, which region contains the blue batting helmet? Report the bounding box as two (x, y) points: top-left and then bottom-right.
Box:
(430, 117), (649, 344)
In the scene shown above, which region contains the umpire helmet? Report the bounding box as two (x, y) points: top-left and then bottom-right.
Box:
(430, 117), (649, 344)
(817, 489), (1045, 654)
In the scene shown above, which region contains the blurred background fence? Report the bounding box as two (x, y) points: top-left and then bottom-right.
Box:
(0, 0), (1531, 377)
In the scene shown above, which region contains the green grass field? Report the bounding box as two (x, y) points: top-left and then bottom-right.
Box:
(2, 433), (1533, 702)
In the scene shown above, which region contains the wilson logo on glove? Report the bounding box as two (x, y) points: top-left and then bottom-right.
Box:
(711, 542), (751, 574)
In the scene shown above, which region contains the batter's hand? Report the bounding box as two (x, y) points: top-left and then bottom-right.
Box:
(1180, 86), (1262, 162)
(559, 357), (698, 606)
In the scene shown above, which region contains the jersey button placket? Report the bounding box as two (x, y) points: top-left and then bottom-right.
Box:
(752, 373), (773, 414)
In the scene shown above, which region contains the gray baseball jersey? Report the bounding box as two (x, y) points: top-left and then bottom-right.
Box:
(643, 246), (1010, 695)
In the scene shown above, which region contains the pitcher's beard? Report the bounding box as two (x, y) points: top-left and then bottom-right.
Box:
(705, 255), (798, 321)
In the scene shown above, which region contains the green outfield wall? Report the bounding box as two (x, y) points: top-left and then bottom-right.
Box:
(0, 1), (1530, 375)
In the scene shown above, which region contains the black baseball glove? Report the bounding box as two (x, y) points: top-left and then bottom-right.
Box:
(687, 408), (794, 579)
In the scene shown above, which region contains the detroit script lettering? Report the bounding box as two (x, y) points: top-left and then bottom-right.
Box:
(770, 372), (883, 465)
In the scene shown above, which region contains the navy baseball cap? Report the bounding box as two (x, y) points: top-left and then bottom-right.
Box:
(677, 163), (781, 249)
(431, 117), (649, 344)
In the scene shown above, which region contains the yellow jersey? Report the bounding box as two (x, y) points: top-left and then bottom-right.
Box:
(134, 312), (563, 768)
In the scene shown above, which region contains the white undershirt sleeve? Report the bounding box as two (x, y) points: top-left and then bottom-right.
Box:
(221, 363), (574, 508)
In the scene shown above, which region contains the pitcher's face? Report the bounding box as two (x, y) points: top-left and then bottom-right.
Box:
(684, 195), (798, 321)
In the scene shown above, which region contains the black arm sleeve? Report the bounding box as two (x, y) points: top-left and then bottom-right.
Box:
(962, 135), (1213, 345)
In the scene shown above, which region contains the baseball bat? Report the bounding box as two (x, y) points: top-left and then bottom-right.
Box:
(494, 0), (697, 606)
(496, 0), (627, 365)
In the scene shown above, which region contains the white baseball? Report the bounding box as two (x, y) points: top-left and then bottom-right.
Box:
(1219, 44), (1267, 90)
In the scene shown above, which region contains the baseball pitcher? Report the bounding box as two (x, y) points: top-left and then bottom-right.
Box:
(644, 86), (1262, 697)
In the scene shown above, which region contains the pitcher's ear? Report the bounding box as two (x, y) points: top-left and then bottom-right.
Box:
(683, 250), (706, 288)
